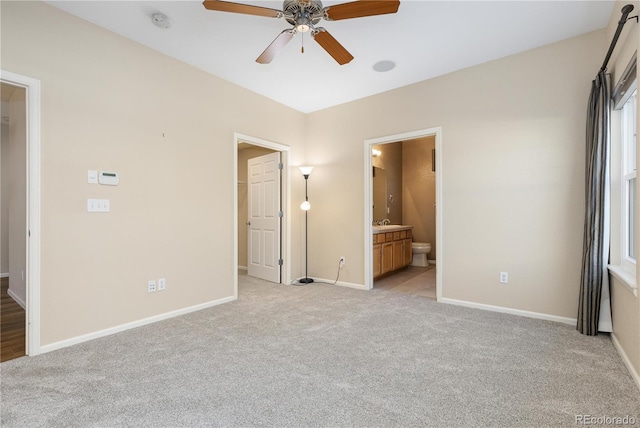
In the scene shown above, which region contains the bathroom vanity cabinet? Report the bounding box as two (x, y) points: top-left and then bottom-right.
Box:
(372, 227), (413, 278)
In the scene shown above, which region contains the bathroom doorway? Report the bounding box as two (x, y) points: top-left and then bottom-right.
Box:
(363, 127), (442, 300)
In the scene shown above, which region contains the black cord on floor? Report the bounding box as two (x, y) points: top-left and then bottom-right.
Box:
(290, 259), (341, 286)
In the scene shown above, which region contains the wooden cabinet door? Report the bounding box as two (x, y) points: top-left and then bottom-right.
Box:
(373, 244), (382, 278)
(392, 240), (403, 270)
(403, 238), (412, 266)
(381, 243), (393, 274)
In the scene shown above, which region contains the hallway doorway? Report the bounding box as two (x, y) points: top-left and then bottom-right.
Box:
(1, 70), (42, 357)
(233, 133), (291, 297)
(1, 82), (27, 361)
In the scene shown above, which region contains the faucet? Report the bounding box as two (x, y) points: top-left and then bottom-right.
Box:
(373, 219), (391, 226)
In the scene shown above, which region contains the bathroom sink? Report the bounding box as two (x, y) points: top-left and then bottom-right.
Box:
(373, 225), (413, 232)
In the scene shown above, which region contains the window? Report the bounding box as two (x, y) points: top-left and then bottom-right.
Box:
(621, 89), (637, 264)
(609, 54), (638, 294)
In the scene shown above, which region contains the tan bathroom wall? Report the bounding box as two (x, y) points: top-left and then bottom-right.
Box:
(402, 136), (436, 261)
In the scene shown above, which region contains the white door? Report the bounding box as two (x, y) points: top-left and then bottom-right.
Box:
(247, 152), (281, 283)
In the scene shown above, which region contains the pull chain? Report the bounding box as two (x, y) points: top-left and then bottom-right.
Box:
(301, 30), (304, 54)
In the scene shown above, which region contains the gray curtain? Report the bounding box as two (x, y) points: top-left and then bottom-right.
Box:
(578, 70), (611, 336)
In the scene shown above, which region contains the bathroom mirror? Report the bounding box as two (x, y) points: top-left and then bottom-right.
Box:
(372, 166), (387, 221)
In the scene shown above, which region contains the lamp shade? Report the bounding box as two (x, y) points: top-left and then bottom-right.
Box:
(299, 166), (314, 176)
(300, 201), (311, 211)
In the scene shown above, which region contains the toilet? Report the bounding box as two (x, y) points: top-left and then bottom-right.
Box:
(411, 242), (431, 267)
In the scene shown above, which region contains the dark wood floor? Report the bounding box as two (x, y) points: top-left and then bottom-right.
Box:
(1, 277), (26, 362)
(374, 265), (436, 299)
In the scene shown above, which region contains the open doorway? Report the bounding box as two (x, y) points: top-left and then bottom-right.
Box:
(363, 127), (443, 301)
(233, 133), (291, 298)
(371, 137), (437, 299)
(1, 70), (42, 358)
(1, 82), (26, 361)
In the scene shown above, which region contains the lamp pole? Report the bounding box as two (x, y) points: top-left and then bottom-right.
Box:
(298, 167), (314, 284)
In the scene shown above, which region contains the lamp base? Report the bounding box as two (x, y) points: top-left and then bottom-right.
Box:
(297, 277), (314, 285)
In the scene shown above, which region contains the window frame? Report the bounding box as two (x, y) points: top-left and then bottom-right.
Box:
(610, 52), (638, 296)
(621, 89), (637, 266)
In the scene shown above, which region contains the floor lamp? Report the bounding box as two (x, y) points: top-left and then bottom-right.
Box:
(298, 166), (314, 284)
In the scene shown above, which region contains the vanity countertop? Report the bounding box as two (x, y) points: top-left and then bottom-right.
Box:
(372, 225), (413, 234)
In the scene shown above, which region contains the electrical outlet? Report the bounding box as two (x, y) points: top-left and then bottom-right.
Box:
(499, 272), (508, 284)
(158, 278), (166, 291)
(339, 257), (345, 269)
(148, 280), (156, 293)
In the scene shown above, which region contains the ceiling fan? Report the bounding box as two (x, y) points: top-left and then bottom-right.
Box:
(202, 0), (401, 65)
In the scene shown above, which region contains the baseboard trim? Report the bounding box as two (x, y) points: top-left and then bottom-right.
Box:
(39, 295), (237, 354)
(612, 333), (640, 392)
(0, 272), (8, 278)
(313, 277), (367, 290)
(335, 280), (367, 290)
(7, 288), (26, 309)
(428, 260), (436, 265)
(440, 297), (576, 325)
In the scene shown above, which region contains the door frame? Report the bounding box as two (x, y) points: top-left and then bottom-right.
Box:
(363, 127), (443, 301)
(1, 70), (41, 356)
(233, 133), (290, 297)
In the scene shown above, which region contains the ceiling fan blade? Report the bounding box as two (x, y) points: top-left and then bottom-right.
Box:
(313, 30), (354, 65)
(324, 0), (400, 21)
(202, 0), (281, 18)
(256, 30), (295, 64)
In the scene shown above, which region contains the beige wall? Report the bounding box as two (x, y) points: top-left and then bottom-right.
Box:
(237, 145), (276, 269)
(7, 86), (27, 304)
(402, 136), (436, 261)
(1, 122), (9, 274)
(605, 0), (640, 383)
(1, 1), (306, 346)
(306, 29), (606, 319)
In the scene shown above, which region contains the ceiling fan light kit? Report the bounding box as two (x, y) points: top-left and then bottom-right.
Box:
(202, 0), (400, 65)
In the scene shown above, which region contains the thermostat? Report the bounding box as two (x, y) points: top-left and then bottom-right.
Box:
(99, 171), (119, 186)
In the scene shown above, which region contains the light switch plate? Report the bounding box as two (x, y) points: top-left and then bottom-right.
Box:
(88, 170), (98, 184)
(87, 199), (110, 213)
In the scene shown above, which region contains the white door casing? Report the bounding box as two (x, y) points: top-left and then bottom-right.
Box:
(364, 127), (442, 300)
(1, 70), (41, 356)
(247, 152), (281, 283)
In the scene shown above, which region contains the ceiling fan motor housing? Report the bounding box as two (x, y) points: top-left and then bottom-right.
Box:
(284, 0), (324, 30)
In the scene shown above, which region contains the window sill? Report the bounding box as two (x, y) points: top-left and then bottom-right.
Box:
(608, 264), (638, 297)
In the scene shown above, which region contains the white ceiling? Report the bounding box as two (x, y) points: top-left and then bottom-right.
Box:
(46, 0), (615, 113)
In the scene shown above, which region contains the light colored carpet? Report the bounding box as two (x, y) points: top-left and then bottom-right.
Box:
(1, 274), (639, 427)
